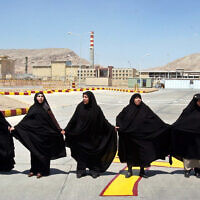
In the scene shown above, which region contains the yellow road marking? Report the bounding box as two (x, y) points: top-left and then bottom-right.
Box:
(101, 157), (183, 196)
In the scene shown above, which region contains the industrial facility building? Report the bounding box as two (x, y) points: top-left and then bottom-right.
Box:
(32, 61), (96, 81)
(140, 69), (200, 89)
(0, 56), (15, 79)
(32, 61), (137, 86)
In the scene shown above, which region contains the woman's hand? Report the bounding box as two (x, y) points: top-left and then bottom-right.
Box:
(115, 126), (119, 133)
(61, 130), (65, 135)
(9, 127), (15, 133)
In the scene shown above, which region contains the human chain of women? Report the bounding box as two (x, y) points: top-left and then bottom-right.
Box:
(0, 89), (200, 199)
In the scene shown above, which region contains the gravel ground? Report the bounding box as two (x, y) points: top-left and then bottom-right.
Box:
(0, 87), (157, 111)
(0, 95), (30, 110)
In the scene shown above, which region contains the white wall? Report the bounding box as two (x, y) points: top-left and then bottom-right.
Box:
(165, 80), (200, 89)
(193, 80), (200, 89)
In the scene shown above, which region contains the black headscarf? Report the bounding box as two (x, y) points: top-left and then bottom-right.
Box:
(34, 92), (50, 111)
(13, 92), (66, 164)
(172, 93), (200, 133)
(171, 93), (200, 159)
(116, 93), (170, 166)
(117, 93), (168, 138)
(65, 91), (117, 172)
(0, 111), (15, 171)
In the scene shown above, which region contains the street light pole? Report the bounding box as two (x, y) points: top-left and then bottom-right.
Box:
(66, 54), (72, 87)
(79, 36), (82, 88)
(67, 32), (82, 88)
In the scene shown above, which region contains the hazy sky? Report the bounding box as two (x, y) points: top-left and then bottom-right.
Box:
(1, 0), (200, 69)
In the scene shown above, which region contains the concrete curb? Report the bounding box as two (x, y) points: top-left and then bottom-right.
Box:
(0, 88), (156, 96)
(0, 88), (156, 117)
(0, 90), (53, 95)
(52, 88), (151, 93)
(1, 108), (29, 117)
(0, 91), (31, 95)
(26, 90), (53, 94)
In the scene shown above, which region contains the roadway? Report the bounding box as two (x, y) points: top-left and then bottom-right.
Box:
(1, 89), (199, 200)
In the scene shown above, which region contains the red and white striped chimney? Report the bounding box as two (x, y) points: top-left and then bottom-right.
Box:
(90, 31), (94, 68)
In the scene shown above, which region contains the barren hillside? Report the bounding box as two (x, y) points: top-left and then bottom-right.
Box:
(0, 48), (90, 73)
(145, 53), (200, 71)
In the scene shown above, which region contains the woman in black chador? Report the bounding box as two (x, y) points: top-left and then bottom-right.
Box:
(171, 93), (200, 178)
(64, 91), (117, 178)
(116, 93), (170, 178)
(11, 92), (66, 178)
(0, 111), (15, 171)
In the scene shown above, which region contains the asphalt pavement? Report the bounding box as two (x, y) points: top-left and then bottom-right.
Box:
(1, 89), (200, 200)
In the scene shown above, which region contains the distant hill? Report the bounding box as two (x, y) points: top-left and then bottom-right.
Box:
(145, 53), (200, 71)
(0, 48), (90, 73)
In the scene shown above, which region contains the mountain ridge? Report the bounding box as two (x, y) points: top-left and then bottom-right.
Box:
(145, 53), (200, 71)
(0, 48), (90, 73)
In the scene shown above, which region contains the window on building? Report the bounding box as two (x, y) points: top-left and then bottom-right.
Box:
(143, 79), (146, 87)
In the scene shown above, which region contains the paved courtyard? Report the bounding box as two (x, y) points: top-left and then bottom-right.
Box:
(1, 89), (200, 200)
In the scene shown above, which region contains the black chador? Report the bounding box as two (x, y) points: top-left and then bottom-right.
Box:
(0, 111), (15, 171)
(171, 93), (200, 178)
(13, 92), (66, 178)
(116, 93), (170, 178)
(65, 91), (117, 178)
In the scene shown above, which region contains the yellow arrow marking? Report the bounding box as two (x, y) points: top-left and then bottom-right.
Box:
(101, 157), (183, 196)
(100, 166), (142, 196)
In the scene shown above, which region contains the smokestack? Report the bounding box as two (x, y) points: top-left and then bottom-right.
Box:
(90, 31), (94, 68)
(25, 56), (28, 74)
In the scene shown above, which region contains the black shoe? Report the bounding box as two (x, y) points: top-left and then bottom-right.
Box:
(195, 172), (200, 178)
(184, 170), (190, 178)
(139, 172), (148, 178)
(91, 173), (99, 178)
(76, 170), (86, 178)
(194, 168), (200, 178)
(125, 164), (132, 178)
(139, 167), (148, 178)
(76, 172), (86, 178)
(89, 170), (100, 178)
(76, 173), (83, 178)
(125, 171), (132, 178)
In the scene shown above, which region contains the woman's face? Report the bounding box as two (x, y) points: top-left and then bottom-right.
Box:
(197, 99), (200, 107)
(134, 97), (141, 106)
(83, 94), (89, 104)
(36, 94), (44, 104)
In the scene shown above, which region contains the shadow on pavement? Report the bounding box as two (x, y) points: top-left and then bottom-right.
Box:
(170, 169), (196, 176)
(119, 169), (170, 178)
(21, 168), (69, 176)
(68, 170), (118, 176)
(50, 168), (69, 175)
(146, 169), (170, 177)
(0, 169), (21, 175)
